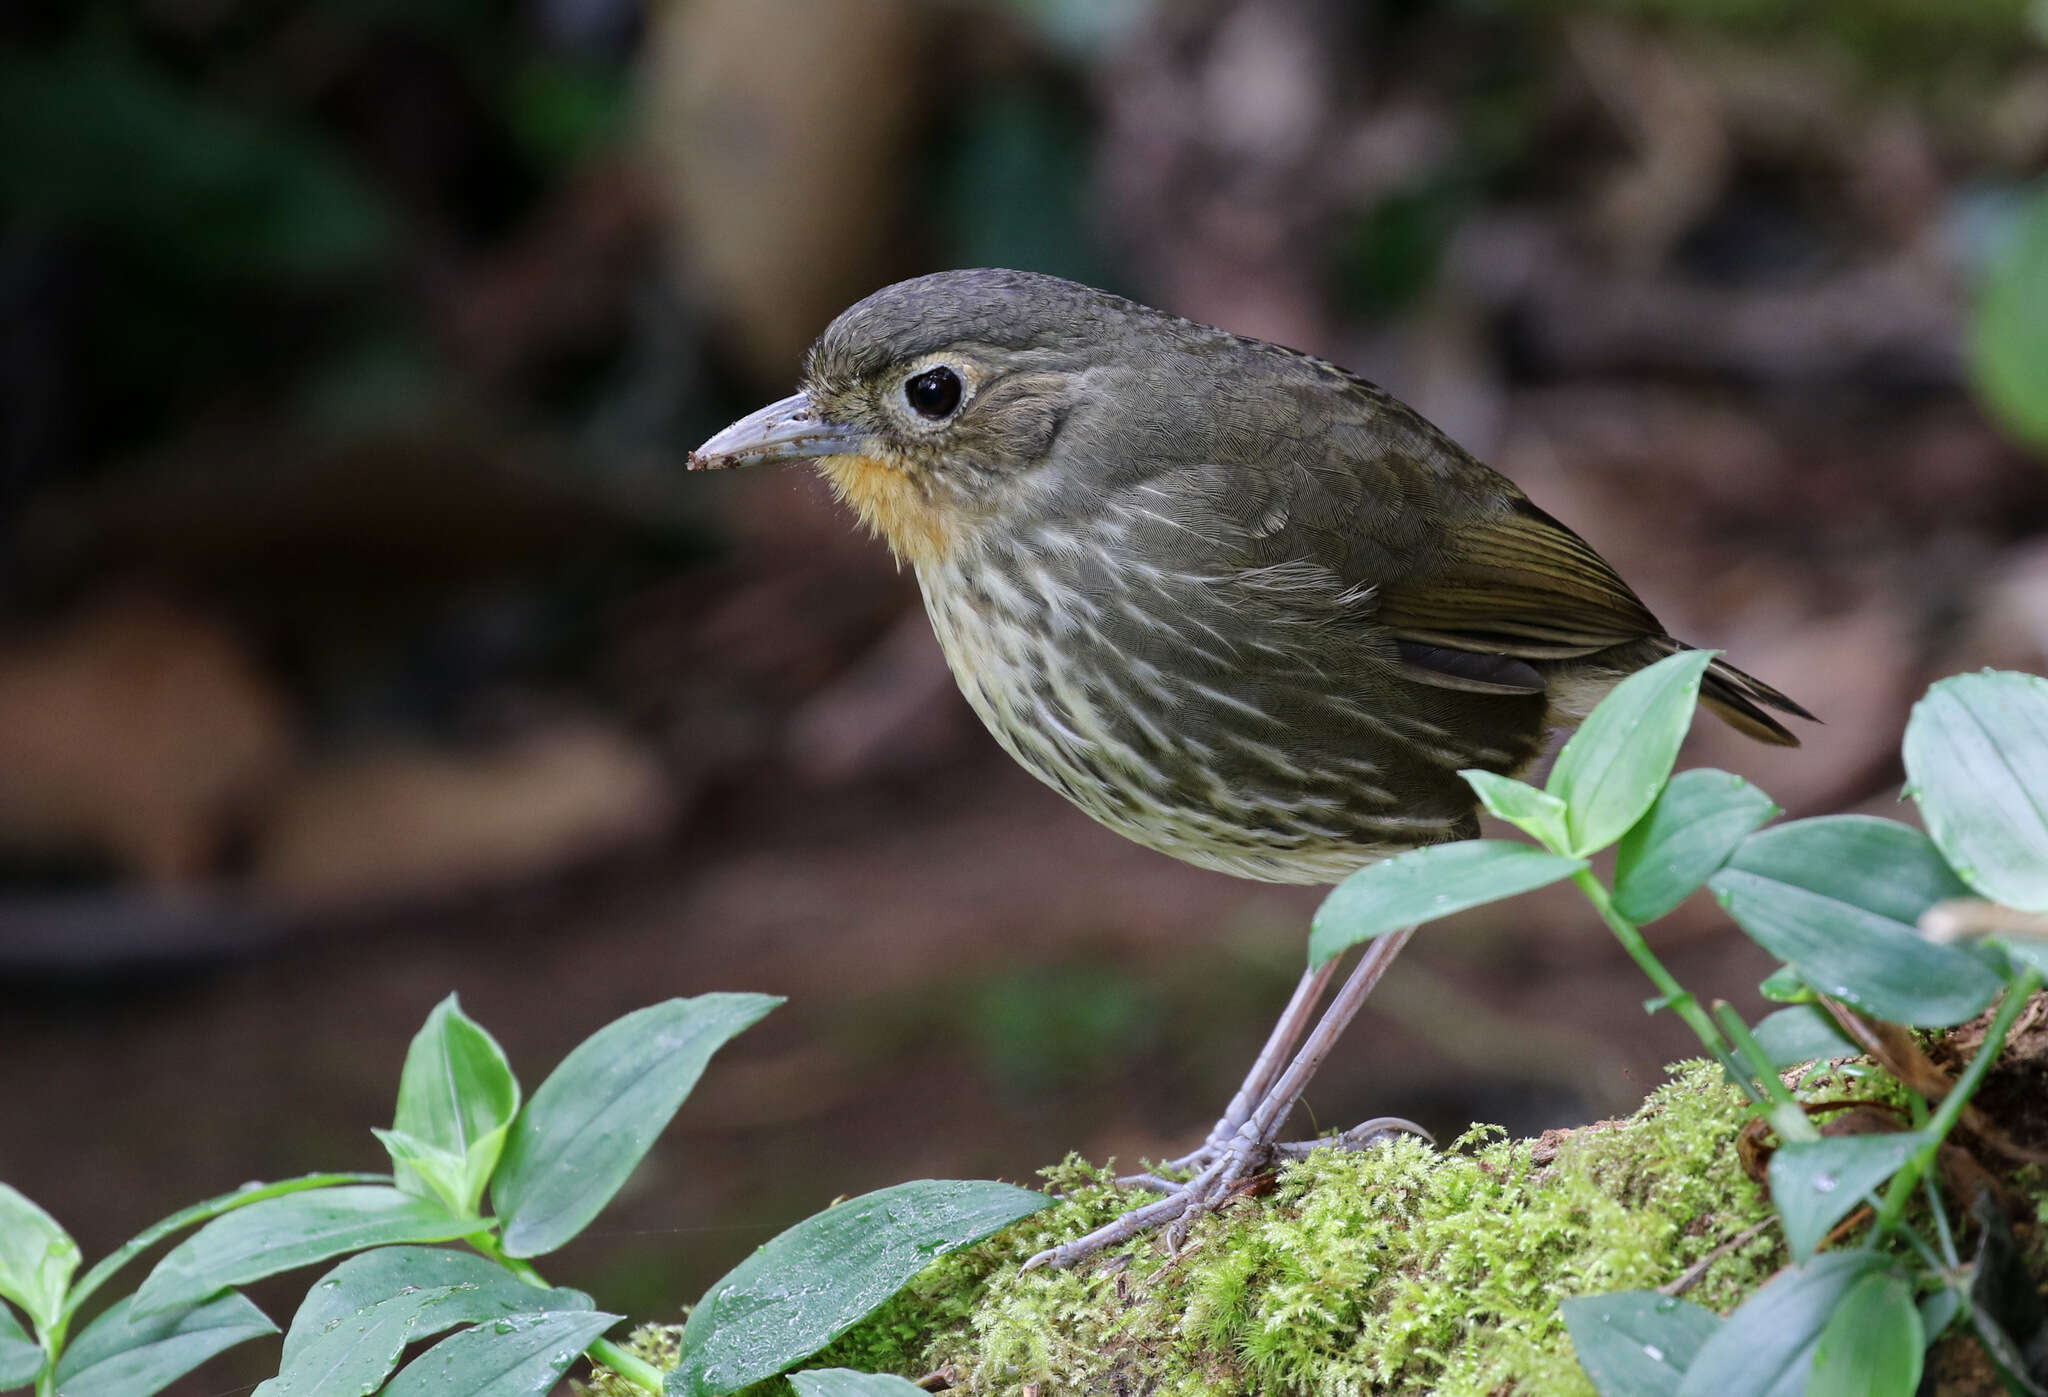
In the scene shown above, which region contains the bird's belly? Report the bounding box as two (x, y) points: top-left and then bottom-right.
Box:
(917, 564), (1478, 885)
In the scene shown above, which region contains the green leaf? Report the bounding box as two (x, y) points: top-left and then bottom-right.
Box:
(256, 1284), (467, 1397)
(130, 1186), (487, 1319)
(0, 1184), (78, 1333)
(667, 1180), (1051, 1397)
(1460, 770), (1570, 851)
(380, 1309), (620, 1397)
(1970, 1308), (2048, 1397)
(1757, 965), (1816, 1003)
(386, 995), (520, 1216)
(55, 1292), (275, 1397)
(493, 994), (782, 1258)
(1561, 1290), (1719, 1397)
(789, 1372), (931, 1397)
(1308, 841), (1586, 967)
(370, 1130), (462, 1209)
(1709, 816), (2005, 1026)
(57, 1173), (387, 1337)
(1918, 1286), (1962, 1347)
(1971, 184), (2048, 449)
(1751, 1006), (1858, 1070)
(264, 1248), (594, 1397)
(261, 1267), (588, 1397)
(1967, 1191), (2048, 1397)
(1903, 670), (2048, 913)
(0, 1305), (42, 1389)
(2000, 936), (2048, 981)
(1809, 1271), (1923, 1397)
(1613, 768), (1780, 924)
(1769, 1131), (1935, 1259)
(1675, 1251), (1887, 1397)
(279, 1246), (588, 1368)
(1547, 650), (1717, 857)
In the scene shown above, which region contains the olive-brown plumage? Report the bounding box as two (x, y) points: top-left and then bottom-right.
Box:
(693, 268), (1812, 1267)
(693, 268), (1810, 886)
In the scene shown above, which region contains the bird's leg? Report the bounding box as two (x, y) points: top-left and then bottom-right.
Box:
(1027, 926), (1419, 1271)
(1124, 959), (1342, 1188)
(1163, 925), (1419, 1246)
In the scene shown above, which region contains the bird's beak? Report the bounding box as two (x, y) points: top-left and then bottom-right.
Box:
(687, 392), (865, 471)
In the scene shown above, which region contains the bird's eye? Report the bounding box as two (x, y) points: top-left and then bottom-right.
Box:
(902, 366), (963, 420)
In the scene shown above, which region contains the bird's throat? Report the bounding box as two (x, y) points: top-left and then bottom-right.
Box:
(816, 452), (956, 568)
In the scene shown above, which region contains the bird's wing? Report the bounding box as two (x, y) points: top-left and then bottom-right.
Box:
(1162, 359), (1665, 689)
(1370, 494), (1664, 661)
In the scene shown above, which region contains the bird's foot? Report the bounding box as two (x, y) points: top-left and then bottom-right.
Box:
(1026, 1116), (1431, 1271)
(1120, 1114), (1430, 1193)
(1022, 1138), (1262, 1272)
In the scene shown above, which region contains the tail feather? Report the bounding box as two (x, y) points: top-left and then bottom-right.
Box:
(1654, 640), (1815, 747)
(1703, 659), (1815, 747)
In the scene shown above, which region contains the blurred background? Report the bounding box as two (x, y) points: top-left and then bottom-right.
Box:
(4, 0), (2048, 1384)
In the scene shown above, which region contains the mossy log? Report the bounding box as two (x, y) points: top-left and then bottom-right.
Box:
(590, 1036), (2048, 1397)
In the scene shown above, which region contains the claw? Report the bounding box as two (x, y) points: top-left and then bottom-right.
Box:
(1021, 1117), (1427, 1270)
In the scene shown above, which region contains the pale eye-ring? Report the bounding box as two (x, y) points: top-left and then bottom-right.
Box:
(902, 366), (963, 420)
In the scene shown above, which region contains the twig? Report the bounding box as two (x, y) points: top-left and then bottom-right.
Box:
(1659, 1216), (1776, 1298)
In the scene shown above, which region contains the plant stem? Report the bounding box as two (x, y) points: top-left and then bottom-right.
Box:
(1571, 871), (1764, 1105)
(467, 1230), (551, 1288)
(1714, 1001), (1821, 1144)
(1872, 968), (2042, 1237)
(589, 1336), (667, 1393)
(1923, 1175), (1960, 1270)
(467, 1232), (664, 1394)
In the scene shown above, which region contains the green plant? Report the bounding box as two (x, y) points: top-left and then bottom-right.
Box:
(0, 994), (1049, 1397)
(1973, 181), (2048, 452)
(1313, 658), (2048, 1396)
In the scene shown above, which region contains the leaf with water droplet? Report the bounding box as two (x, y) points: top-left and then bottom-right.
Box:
(1710, 816), (2002, 1027)
(1548, 650), (1717, 857)
(1905, 670), (2048, 914)
(1310, 841), (1585, 966)
(1769, 1132), (1934, 1260)
(1750, 1005), (1857, 1070)
(277, 1245), (590, 1369)
(1561, 1290), (1718, 1396)
(1613, 768), (1779, 924)
(130, 1187), (491, 1320)
(494, 993), (782, 1258)
(1676, 1252), (1888, 1397)
(55, 1291), (275, 1397)
(789, 1370), (930, 1397)
(380, 1309), (619, 1397)
(1809, 1271), (1923, 1397)
(667, 1180), (1049, 1397)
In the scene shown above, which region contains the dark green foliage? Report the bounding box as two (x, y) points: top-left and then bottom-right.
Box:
(1315, 659), (2048, 1394)
(0, 994), (1049, 1397)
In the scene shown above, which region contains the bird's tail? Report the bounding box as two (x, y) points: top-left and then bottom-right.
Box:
(1653, 640), (1815, 747)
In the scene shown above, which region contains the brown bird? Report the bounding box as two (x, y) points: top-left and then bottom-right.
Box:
(691, 268), (1809, 1266)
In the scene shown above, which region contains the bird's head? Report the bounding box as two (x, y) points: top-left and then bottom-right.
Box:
(690, 269), (1176, 567)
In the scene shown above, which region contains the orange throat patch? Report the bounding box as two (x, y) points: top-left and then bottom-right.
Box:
(816, 452), (957, 568)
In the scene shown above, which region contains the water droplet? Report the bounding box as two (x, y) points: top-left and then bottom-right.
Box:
(1643, 1344), (1664, 1362)
(1813, 1173), (1838, 1193)
(493, 1321), (514, 1334)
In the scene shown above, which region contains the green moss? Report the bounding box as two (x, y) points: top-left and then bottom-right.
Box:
(937, 1061), (1780, 1396)
(584, 1061), (1795, 1395)
(583, 1049), (2048, 1396)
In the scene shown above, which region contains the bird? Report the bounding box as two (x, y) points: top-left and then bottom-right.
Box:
(689, 267), (1810, 1268)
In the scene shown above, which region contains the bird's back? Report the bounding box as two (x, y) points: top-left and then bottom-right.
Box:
(913, 320), (1799, 883)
